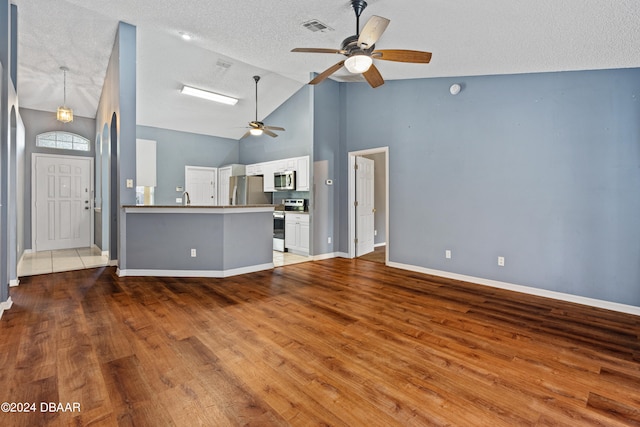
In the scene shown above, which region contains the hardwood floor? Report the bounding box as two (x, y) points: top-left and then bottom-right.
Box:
(358, 245), (386, 264)
(1, 258), (639, 426)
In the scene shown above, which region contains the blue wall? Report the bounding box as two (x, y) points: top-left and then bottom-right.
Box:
(136, 125), (238, 205)
(239, 85), (313, 164)
(312, 78), (342, 255)
(335, 68), (640, 306)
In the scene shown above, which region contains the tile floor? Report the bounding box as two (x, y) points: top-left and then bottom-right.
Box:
(273, 251), (310, 267)
(18, 247), (310, 277)
(17, 247), (110, 277)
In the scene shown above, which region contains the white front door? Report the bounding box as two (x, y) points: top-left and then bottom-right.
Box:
(185, 166), (217, 205)
(33, 154), (93, 251)
(356, 156), (375, 257)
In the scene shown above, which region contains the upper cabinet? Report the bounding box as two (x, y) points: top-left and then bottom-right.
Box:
(294, 156), (309, 191)
(246, 155), (310, 192)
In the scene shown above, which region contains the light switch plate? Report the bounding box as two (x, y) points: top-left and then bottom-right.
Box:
(126, 179), (134, 188)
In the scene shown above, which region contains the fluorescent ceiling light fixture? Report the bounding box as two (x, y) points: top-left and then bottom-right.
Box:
(180, 85), (238, 105)
(344, 54), (373, 74)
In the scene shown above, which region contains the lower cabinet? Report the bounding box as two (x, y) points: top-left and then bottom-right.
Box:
(285, 213), (309, 255)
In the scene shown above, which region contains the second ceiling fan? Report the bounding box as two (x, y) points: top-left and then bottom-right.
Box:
(242, 75), (285, 139)
(292, 0), (432, 88)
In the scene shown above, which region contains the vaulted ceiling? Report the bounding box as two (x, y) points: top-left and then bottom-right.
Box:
(12, 0), (640, 139)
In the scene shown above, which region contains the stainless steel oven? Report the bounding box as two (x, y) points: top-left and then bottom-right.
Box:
(273, 210), (286, 252)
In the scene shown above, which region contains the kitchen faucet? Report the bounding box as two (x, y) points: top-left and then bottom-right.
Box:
(182, 191), (191, 205)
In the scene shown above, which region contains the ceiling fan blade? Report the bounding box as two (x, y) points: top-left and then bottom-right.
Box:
(264, 125), (285, 131)
(292, 47), (345, 54)
(363, 64), (384, 88)
(358, 15), (390, 49)
(372, 49), (432, 63)
(309, 60), (345, 85)
(263, 129), (278, 138)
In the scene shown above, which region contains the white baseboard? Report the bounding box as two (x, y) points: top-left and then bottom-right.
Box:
(0, 297), (13, 319)
(374, 242), (386, 248)
(9, 278), (19, 287)
(108, 259), (118, 267)
(312, 252), (343, 261)
(387, 261), (640, 316)
(312, 251), (350, 261)
(117, 262), (274, 278)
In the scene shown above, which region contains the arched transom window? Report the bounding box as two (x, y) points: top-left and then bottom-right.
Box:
(36, 131), (90, 152)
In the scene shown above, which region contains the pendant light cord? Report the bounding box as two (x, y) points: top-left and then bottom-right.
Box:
(63, 69), (67, 106)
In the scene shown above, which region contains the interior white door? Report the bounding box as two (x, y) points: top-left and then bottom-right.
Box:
(356, 156), (375, 257)
(218, 167), (231, 206)
(185, 166), (217, 205)
(34, 154), (92, 251)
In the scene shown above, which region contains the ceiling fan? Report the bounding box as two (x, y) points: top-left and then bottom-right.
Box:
(242, 75), (285, 138)
(291, 0), (432, 88)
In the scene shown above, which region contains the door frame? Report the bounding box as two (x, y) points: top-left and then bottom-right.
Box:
(348, 146), (389, 264)
(31, 153), (95, 252)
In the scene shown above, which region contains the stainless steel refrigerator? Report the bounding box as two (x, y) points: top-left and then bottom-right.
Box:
(229, 175), (272, 205)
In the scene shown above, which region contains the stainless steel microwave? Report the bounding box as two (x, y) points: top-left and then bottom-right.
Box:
(274, 170), (296, 191)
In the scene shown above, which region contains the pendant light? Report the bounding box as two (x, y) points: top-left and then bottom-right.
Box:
(56, 66), (73, 123)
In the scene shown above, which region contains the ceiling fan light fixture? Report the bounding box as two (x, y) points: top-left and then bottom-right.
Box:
(344, 54), (373, 74)
(180, 85), (238, 105)
(249, 128), (263, 136)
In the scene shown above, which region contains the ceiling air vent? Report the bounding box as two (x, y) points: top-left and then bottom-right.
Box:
(302, 19), (333, 33)
(216, 59), (232, 69)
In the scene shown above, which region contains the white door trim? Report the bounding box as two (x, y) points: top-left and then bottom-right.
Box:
(348, 147), (389, 264)
(32, 153), (94, 252)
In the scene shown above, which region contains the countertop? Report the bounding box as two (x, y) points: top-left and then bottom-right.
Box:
(122, 204), (276, 209)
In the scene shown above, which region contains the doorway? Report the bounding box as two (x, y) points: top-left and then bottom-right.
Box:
(348, 147), (389, 264)
(185, 166), (217, 206)
(32, 154), (94, 251)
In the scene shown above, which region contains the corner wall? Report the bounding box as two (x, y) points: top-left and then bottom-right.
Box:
(94, 22), (136, 263)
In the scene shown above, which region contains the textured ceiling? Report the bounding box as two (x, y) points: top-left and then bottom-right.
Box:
(12, 0), (640, 140)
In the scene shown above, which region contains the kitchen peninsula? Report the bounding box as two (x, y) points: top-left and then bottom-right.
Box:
(118, 205), (274, 277)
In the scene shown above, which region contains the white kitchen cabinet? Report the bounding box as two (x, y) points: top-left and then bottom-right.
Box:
(295, 156), (310, 191)
(218, 164), (246, 205)
(245, 164), (257, 176)
(246, 163), (265, 176)
(262, 161), (276, 192)
(247, 155), (310, 191)
(285, 212), (309, 255)
(284, 158), (297, 171)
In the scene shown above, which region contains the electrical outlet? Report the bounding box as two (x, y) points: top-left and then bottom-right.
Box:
(176, 197), (182, 204)
(328, 237), (332, 244)
(445, 250), (451, 259)
(374, 230), (378, 236)
(191, 248), (197, 257)
(498, 256), (505, 267)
